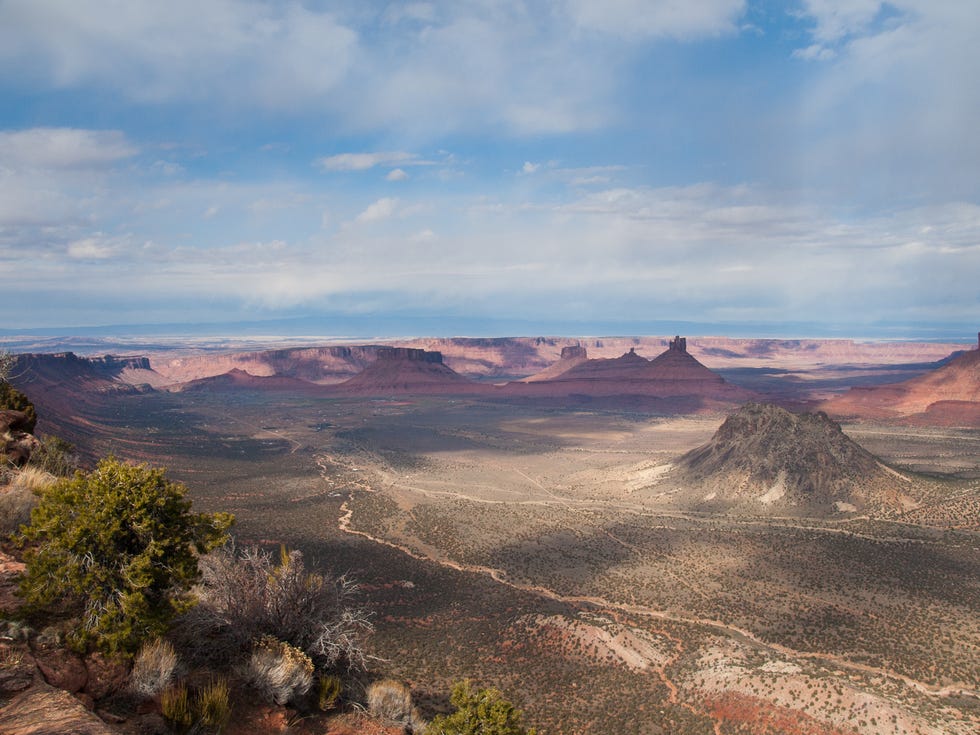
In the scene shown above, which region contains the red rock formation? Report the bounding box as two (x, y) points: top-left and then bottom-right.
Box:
(523, 345), (589, 382)
(175, 368), (321, 393)
(505, 338), (749, 403)
(822, 342), (980, 426)
(331, 348), (489, 396)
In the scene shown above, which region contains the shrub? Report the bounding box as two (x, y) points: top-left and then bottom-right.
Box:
(428, 680), (536, 735)
(367, 678), (414, 722)
(179, 545), (371, 671)
(245, 637), (314, 705)
(130, 637), (181, 698)
(17, 457), (233, 653)
(194, 676), (231, 731)
(161, 683), (193, 729)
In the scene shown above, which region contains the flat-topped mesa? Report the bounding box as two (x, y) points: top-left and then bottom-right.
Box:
(375, 347), (445, 364)
(669, 336), (687, 353)
(561, 345), (588, 360)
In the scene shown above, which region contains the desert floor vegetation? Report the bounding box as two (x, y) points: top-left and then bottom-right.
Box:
(6, 382), (975, 735)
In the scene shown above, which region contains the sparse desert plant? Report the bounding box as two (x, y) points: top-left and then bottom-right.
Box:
(28, 435), (79, 477)
(428, 680), (536, 735)
(178, 544), (372, 671)
(317, 673), (343, 711)
(366, 678), (415, 723)
(17, 457), (233, 653)
(0, 481), (39, 536)
(130, 637), (181, 698)
(161, 682), (193, 729)
(245, 636), (314, 705)
(194, 676), (231, 731)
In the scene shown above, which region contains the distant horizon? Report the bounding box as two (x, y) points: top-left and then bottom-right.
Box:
(2, 314), (976, 351)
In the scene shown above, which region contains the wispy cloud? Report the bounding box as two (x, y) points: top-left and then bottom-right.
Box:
(318, 152), (431, 172)
(0, 128), (137, 169)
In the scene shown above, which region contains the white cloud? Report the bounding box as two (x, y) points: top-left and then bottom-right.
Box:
(0, 1), (752, 138)
(787, 1), (980, 201)
(797, 0), (885, 43)
(386, 168), (409, 182)
(0, 1), (357, 107)
(355, 197), (400, 224)
(521, 161), (540, 174)
(66, 235), (122, 259)
(0, 128), (137, 169)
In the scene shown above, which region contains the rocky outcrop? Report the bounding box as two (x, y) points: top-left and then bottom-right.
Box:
(0, 681), (118, 735)
(659, 403), (914, 516)
(1, 409), (40, 467)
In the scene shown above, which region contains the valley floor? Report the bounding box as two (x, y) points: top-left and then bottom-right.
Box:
(43, 389), (980, 735)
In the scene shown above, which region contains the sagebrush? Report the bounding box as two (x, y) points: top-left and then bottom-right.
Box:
(245, 636), (314, 705)
(130, 637), (181, 698)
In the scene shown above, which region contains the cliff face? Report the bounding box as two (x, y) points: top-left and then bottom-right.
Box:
(150, 345), (379, 385)
(822, 344), (980, 426)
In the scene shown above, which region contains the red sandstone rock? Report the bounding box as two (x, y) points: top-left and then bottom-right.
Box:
(83, 651), (131, 701)
(823, 344), (980, 424)
(32, 640), (88, 693)
(0, 681), (118, 734)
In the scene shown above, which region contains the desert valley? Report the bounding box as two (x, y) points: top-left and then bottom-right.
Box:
(1, 332), (978, 734)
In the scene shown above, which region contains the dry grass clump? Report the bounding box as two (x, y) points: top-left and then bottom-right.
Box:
(194, 676), (231, 731)
(317, 674), (343, 711)
(0, 468), (50, 535)
(245, 637), (314, 705)
(130, 637), (181, 698)
(161, 682), (193, 729)
(366, 678), (426, 732)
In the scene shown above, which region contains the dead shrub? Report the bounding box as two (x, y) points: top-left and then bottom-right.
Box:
(130, 637), (181, 698)
(244, 637), (313, 705)
(176, 545), (372, 671)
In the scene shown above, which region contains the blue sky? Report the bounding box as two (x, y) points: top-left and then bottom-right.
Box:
(0, 1), (977, 337)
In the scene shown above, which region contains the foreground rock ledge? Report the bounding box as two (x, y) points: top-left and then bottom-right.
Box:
(0, 681), (116, 735)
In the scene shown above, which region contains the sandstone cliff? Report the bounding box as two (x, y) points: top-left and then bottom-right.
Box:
(822, 338), (980, 426)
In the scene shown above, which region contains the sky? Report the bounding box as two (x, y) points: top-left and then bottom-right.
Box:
(0, 0), (977, 338)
